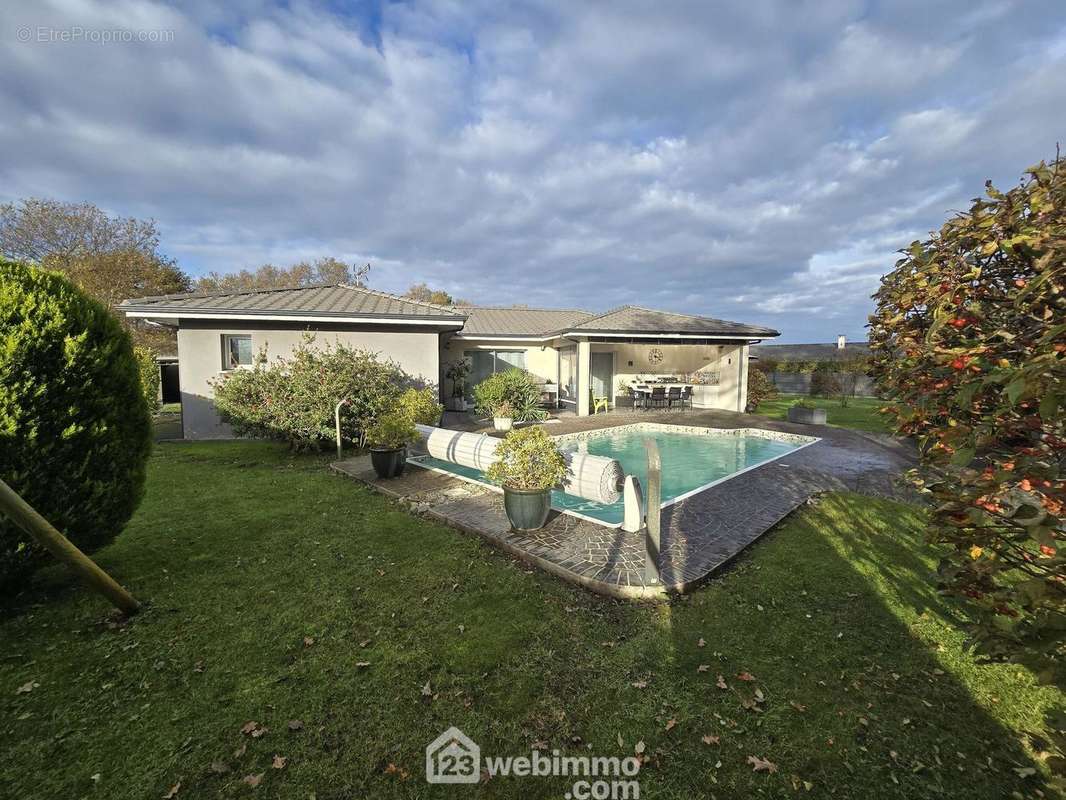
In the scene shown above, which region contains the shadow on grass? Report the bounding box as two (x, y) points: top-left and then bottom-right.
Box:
(652, 492), (1050, 798)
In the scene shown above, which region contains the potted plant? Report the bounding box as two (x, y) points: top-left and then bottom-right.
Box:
(493, 400), (514, 432)
(486, 427), (569, 531)
(365, 410), (418, 478)
(445, 359), (471, 412)
(474, 369), (548, 425)
(787, 399), (827, 425)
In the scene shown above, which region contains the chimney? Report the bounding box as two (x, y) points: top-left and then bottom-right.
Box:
(837, 334), (846, 350)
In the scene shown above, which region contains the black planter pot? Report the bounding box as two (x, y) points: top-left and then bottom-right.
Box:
(502, 485), (553, 531)
(370, 446), (407, 479)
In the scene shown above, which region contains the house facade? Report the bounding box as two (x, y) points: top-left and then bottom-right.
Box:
(121, 284), (779, 439)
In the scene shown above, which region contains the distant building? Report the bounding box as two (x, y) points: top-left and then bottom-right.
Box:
(750, 340), (870, 363)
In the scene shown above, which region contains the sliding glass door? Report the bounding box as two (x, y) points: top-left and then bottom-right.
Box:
(559, 346), (577, 408)
(464, 349), (527, 399)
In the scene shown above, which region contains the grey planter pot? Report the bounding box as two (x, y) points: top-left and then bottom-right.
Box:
(502, 486), (553, 531)
(787, 406), (827, 425)
(370, 446), (407, 479)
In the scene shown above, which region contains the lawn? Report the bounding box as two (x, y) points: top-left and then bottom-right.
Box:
(754, 392), (892, 434)
(1, 441), (1058, 799)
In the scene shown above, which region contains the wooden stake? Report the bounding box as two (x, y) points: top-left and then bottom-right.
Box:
(0, 478), (140, 615)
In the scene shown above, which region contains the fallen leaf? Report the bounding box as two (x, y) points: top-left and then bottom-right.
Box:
(665, 718), (677, 732)
(271, 755), (287, 770)
(634, 740), (646, 755)
(790, 701), (807, 712)
(702, 735), (720, 746)
(754, 688), (765, 703)
(1013, 766), (1037, 778)
(631, 680), (648, 689)
(287, 720), (304, 731)
(716, 675), (728, 690)
(242, 773), (264, 788)
(383, 762), (409, 780)
(163, 782), (181, 799)
(233, 743), (247, 758)
(697, 638), (706, 648)
(617, 733), (624, 748)
(302, 637), (315, 648)
(15, 681), (38, 695)
(747, 755), (778, 774)
(251, 726), (268, 739)
(421, 680), (433, 697)
(240, 721), (259, 736)
(355, 661), (371, 669)
(359, 639), (372, 647)
(458, 625), (465, 634)
(209, 762), (229, 774)
(737, 672), (756, 682)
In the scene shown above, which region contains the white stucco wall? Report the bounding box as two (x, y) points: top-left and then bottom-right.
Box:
(177, 323), (442, 439)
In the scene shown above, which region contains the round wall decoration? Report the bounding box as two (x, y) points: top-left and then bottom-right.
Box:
(647, 347), (664, 365)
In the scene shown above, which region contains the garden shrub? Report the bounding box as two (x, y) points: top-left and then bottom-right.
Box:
(486, 427), (568, 490)
(211, 335), (412, 449)
(134, 346), (161, 415)
(745, 367), (777, 412)
(869, 156), (1064, 684)
(473, 369), (547, 421)
(396, 387), (443, 426)
(0, 259), (152, 590)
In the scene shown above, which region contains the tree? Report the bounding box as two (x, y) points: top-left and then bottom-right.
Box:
(835, 356), (870, 407)
(1, 259), (152, 590)
(810, 366), (841, 399)
(194, 258), (369, 293)
(745, 367), (777, 412)
(404, 282), (455, 306)
(0, 199), (190, 350)
(869, 155), (1064, 686)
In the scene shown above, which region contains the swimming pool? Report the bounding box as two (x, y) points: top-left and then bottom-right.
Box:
(409, 423), (818, 526)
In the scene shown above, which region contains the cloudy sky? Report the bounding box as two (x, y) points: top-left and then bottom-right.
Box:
(2, 1), (1064, 342)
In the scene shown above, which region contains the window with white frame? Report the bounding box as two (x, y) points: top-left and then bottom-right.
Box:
(221, 334), (253, 370)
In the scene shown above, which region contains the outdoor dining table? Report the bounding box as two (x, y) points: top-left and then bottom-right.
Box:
(630, 383), (693, 410)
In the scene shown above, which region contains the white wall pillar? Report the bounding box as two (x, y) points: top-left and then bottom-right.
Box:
(577, 338), (591, 416)
(737, 343), (750, 412)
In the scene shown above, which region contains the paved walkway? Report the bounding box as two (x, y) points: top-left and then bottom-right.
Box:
(332, 409), (916, 600)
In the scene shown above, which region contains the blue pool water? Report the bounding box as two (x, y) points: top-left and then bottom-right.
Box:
(411, 427), (802, 526)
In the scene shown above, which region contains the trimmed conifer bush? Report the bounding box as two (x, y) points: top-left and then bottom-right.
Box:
(0, 259), (152, 590)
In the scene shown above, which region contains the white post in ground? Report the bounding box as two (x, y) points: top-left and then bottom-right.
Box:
(577, 339), (591, 416)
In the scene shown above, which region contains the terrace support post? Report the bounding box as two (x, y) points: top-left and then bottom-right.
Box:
(643, 438), (662, 585)
(0, 478), (140, 615)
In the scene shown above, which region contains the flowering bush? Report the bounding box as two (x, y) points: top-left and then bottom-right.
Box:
(211, 335), (413, 449)
(869, 156), (1064, 683)
(486, 427), (568, 490)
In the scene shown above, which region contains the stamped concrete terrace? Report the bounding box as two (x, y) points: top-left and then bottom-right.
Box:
(332, 408), (916, 600)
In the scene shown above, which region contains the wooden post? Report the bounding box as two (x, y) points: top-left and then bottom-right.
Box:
(0, 478), (140, 615)
(643, 438), (661, 585)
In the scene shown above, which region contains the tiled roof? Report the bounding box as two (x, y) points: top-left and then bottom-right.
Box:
(568, 305), (779, 338)
(120, 283), (466, 321)
(454, 306), (595, 336)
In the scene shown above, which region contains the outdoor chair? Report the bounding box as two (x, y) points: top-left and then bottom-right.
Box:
(649, 386), (666, 410)
(633, 384), (650, 410)
(667, 386), (683, 411)
(680, 386), (692, 410)
(593, 395), (611, 414)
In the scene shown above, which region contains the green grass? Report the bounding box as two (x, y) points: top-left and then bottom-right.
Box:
(754, 392), (892, 434)
(1, 441), (1058, 798)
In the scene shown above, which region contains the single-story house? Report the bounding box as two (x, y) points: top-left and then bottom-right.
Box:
(120, 283), (779, 439)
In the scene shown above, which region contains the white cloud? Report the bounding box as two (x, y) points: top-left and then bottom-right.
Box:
(0, 0), (1064, 341)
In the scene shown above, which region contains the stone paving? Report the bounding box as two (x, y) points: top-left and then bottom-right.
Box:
(332, 408), (917, 600)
